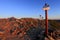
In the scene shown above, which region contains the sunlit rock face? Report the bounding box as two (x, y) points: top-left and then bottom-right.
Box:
(0, 17), (45, 40)
(0, 17), (60, 40)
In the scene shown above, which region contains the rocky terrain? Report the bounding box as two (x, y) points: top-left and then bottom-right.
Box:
(0, 17), (60, 40)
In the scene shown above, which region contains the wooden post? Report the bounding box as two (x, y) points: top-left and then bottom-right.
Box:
(45, 10), (48, 35)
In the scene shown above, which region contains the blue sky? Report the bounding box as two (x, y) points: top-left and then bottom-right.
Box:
(0, 0), (60, 19)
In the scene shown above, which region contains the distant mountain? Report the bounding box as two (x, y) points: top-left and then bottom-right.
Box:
(49, 20), (60, 30)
